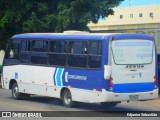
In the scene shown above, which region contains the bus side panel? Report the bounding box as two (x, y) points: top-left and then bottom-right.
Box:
(3, 65), (61, 98)
(61, 68), (104, 91)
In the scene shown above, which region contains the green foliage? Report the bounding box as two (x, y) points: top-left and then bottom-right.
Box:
(0, 0), (124, 49)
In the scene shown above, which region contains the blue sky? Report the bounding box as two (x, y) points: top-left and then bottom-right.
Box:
(119, 0), (160, 7)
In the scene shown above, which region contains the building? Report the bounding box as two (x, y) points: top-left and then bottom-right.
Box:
(88, 5), (160, 54)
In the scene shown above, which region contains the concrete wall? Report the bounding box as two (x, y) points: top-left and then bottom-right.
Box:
(88, 5), (160, 29)
(87, 5), (160, 54)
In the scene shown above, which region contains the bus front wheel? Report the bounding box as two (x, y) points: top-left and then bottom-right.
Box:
(12, 83), (22, 100)
(62, 89), (73, 107)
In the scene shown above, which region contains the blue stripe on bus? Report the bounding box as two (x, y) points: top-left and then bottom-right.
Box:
(113, 82), (154, 93)
(56, 68), (63, 86)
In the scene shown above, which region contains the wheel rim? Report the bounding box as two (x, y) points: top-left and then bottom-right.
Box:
(12, 86), (18, 98)
(64, 91), (71, 105)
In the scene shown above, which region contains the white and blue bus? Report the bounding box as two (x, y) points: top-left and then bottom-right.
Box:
(1, 33), (159, 107)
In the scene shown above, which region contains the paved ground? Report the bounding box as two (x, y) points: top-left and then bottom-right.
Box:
(0, 81), (160, 109)
(0, 88), (160, 111)
(0, 89), (160, 119)
(122, 96), (160, 108)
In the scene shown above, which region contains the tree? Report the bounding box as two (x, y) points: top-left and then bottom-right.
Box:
(0, 0), (124, 49)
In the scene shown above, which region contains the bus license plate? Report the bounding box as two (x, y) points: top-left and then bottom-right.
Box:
(129, 95), (139, 101)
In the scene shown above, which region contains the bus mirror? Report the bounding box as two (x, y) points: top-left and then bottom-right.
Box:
(104, 65), (112, 80)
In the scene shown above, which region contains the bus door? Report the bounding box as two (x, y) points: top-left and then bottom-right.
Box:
(111, 39), (156, 93)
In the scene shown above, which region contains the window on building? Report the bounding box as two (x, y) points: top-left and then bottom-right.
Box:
(120, 15), (123, 19)
(139, 13), (143, 17)
(130, 14), (133, 18)
(149, 12), (153, 17)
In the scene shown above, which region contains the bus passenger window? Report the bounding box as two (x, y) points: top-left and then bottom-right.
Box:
(6, 42), (19, 60)
(30, 40), (48, 65)
(50, 41), (66, 53)
(21, 40), (30, 51)
(4, 40), (20, 65)
(49, 41), (67, 66)
(32, 40), (48, 52)
(31, 52), (47, 64)
(68, 41), (87, 54)
(89, 41), (102, 55)
(68, 41), (87, 68)
(20, 40), (30, 63)
(88, 41), (102, 68)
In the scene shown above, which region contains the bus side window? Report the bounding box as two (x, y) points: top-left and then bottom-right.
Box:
(20, 40), (30, 63)
(31, 40), (48, 65)
(4, 40), (20, 65)
(49, 41), (66, 66)
(88, 41), (102, 68)
(21, 40), (30, 51)
(5, 41), (20, 60)
(32, 40), (48, 52)
(50, 41), (66, 53)
(68, 41), (87, 68)
(68, 41), (87, 54)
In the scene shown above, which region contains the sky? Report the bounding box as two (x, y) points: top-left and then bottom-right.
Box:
(119, 0), (160, 7)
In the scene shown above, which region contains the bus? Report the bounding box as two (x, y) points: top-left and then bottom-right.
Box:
(1, 33), (159, 107)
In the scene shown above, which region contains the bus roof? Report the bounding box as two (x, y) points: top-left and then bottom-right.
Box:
(11, 33), (154, 41)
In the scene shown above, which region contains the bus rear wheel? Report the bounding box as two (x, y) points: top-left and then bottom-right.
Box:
(62, 89), (73, 107)
(12, 83), (22, 100)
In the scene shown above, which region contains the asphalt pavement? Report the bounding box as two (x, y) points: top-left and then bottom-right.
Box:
(0, 88), (160, 112)
(0, 88), (160, 119)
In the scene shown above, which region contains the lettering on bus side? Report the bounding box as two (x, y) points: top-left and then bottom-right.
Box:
(125, 65), (144, 69)
(65, 72), (87, 82)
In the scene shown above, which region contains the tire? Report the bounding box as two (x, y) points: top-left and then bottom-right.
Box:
(12, 83), (22, 100)
(62, 89), (73, 107)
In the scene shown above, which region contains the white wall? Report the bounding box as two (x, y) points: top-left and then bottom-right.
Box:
(0, 50), (4, 65)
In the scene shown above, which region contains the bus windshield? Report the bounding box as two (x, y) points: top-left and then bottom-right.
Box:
(112, 40), (153, 65)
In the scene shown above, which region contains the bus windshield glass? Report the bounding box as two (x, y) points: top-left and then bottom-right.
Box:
(112, 40), (153, 65)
